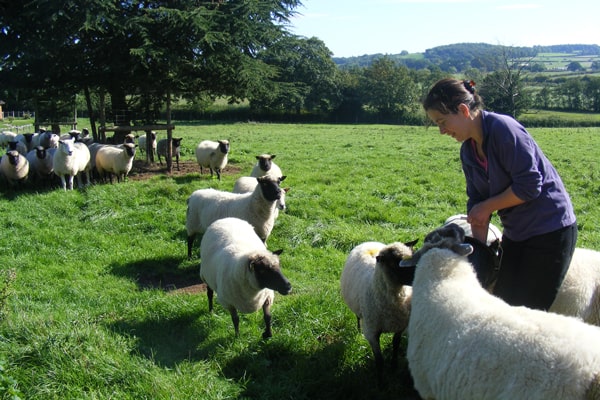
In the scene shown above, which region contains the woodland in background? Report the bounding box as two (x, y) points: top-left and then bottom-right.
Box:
(1, 1), (599, 130)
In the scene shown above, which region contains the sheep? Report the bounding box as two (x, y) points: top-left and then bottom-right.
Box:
(26, 146), (55, 183)
(233, 176), (289, 218)
(53, 138), (91, 190)
(15, 133), (35, 152)
(34, 131), (59, 149)
(250, 154), (282, 178)
(6, 140), (27, 156)
(0, 131), (17, 148)
(340, 240), (418, 384)
(137, 131), (156, 159)
(443, 214), (501, 246)
(398, 224), (600, 400)
(195, 139), (229, 180)
(200, 217), (292, 339)
(186, 175), (286, 258)
(156, 137), (182, 170)
(445, 214), (600, 327)
(0, 149), (29, 186)
(95, 142), (137, 183)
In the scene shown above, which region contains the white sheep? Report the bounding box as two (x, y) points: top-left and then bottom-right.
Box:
(200, 217), (292, 339)
(0, 131), (17, 148)
(26, 146), (55, 183)
(156, 137), (182, 170)
(340, 240), (418, 384)
(233, 176), (289, 218)
(250, 154), (282, 178)
(95, 143), (137, 183)
(445, 214), (600, 327)
(398, 225), (600, 400)
(195, 139), (229, 180)
(52, 138), (91, 190)
(185, 175), (286, 258)
(0, 149), (29, 186)
(137, 131), (156, 160)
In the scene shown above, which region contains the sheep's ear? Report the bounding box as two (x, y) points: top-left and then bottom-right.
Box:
(255, 155), (260, 160)
(399, 258), (417, 268)
(404, 239), (419, 248)
(271, 154), (276, 159)
(248, 261), (255, 272)
(272, 249), (283, 256)
(283, 187), (290, 193)
(279, 175), (287, 183)
(451, 243), (474, 256)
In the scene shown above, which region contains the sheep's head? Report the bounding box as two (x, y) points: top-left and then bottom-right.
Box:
(256, 154), (275, 171)
(249, 250), (292, 295)
(218, 140), (230, 154)
(257, 175), (286, 202)
(58, 139), (75, 156)
(398, 224), (474, 281)
(376, 239), (419, 285)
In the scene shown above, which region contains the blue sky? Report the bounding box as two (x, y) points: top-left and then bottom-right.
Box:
(289, 0), (600, 57)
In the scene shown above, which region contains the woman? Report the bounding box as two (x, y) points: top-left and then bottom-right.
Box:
(423, 78), (577, 311)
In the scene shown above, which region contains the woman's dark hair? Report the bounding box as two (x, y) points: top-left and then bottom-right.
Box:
(423, 78), (484, 114)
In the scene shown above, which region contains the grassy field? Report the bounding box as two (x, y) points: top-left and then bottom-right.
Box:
(1, 122), (600, 399)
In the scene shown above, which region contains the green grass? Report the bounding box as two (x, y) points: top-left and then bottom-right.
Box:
(1, 123), (600, 399)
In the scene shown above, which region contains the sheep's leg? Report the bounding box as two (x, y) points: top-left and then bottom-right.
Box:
(366, 331), (384, 385)
(67, 175), (74, 190)
(176, 155), (180, 171)
(207, 286), (214, 312)
(187, 234), (196, 259)
(391, 332), (403, 370)
(216, 168), (221, 181)
(261, 298), (273, 339)
(59, 175), (67, 190)
(230, 309), (240, 336)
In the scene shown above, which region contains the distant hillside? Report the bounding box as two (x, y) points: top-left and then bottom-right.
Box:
(333, 43), (600, 72)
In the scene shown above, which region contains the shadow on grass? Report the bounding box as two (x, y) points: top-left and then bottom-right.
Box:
(220, 338), (421, 400)
(108, 255), (201, 291)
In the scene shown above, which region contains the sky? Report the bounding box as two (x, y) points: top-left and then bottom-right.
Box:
(288, 0), (600, 58)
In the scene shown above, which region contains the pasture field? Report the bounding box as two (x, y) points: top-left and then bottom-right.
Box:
(1, 123), (600, 399)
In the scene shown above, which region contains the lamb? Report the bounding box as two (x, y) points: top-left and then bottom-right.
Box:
(95, 143), (137, 183)
(195, 139), (229, 180)
(200, 217), (292, 339)
(233, 176), (289, 218)
(445, 214), (600, 326)
(52, 138), (91, 190)
(250, 154), (282, 178)
(340, 240), (418, 384)
(26, 146), (55, 183)
(185, 175), (286, 258)
(0, 149), (29, 186)
(398, 224), (600, 400)
(156, 137), (182, 170)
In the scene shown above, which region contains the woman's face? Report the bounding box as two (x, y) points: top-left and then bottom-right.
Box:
(426, 105), (471, 142)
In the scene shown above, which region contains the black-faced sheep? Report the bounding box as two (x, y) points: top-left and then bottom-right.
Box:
(185, 175), (286, 258)
(95, 143), (137, 183)
(0, 149), (29, 186)
(200, 217), (292, 339)
(340, 240), (418, 384)
(233, 176), (289, 218)
(26, 146), (55, 184)
(156, 137), (182, 170)
(195, 139), (229, 180)
(250, 154), (282, 178)
(446, 214), (600, 327)
(398, 224), (600, 400)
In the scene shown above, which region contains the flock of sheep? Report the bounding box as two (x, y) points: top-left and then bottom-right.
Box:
(0, 128), (232, 190)
(5, 126), (600, 399)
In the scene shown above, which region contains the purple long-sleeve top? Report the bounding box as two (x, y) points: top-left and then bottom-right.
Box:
(460, 111), (576, 241)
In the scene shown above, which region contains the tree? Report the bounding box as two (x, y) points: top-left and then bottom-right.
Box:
(479, 47), (531, 118)
(360, 56), (419, 120)
(567, 61), (585, 72)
